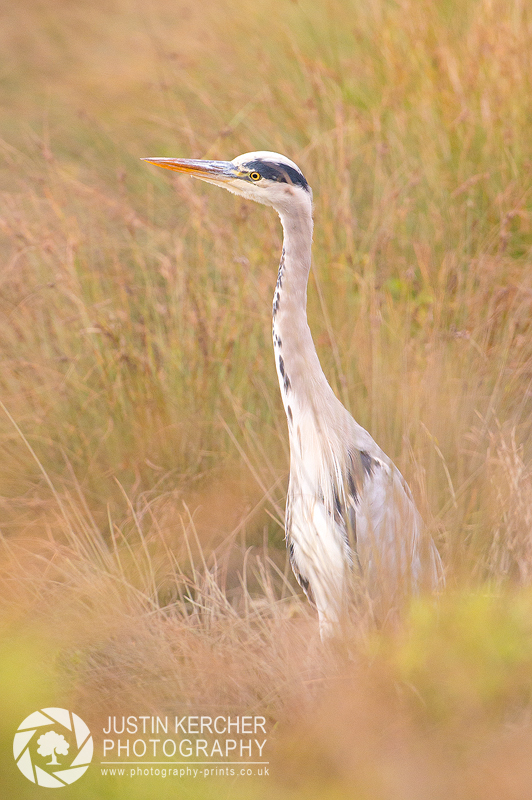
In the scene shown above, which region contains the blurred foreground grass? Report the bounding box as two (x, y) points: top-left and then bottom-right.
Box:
(2, 0), (532, 796)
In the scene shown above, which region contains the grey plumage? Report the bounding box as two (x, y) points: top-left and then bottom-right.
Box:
(143, 150), (444, 636)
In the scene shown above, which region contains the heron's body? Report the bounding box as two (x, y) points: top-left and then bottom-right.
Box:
(143, 151), (443, 635)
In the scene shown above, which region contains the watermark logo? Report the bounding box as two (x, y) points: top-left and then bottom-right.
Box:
(13, 708), (93, 787)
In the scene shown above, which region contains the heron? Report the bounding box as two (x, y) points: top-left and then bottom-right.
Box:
(143, 151), (443, 636)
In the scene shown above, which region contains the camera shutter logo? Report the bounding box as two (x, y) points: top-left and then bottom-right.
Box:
(13, 708), (93, 787)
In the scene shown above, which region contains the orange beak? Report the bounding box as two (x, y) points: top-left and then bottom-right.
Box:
(141, 157), (238, 184)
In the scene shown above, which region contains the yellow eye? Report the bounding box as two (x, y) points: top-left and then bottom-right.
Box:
(249, 171), (261, 181)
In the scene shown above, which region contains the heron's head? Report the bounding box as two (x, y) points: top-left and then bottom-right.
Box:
(142, 151), (312, 216)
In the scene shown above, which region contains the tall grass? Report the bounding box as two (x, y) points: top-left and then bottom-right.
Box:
(2, 0), (532, 796)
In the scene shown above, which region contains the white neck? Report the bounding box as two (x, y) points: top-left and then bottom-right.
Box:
(272, 200), (340, 422)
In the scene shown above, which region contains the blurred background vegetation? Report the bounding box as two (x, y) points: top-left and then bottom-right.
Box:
(2, 0), (532, 797)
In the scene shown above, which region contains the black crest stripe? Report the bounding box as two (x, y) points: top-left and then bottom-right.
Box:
(244, 160), (310, 192)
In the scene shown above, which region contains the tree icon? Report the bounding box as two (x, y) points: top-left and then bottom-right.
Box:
(37, 730), (70, 766)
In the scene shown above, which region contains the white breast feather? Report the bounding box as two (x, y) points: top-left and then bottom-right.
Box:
(286, 403), (442, 631)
